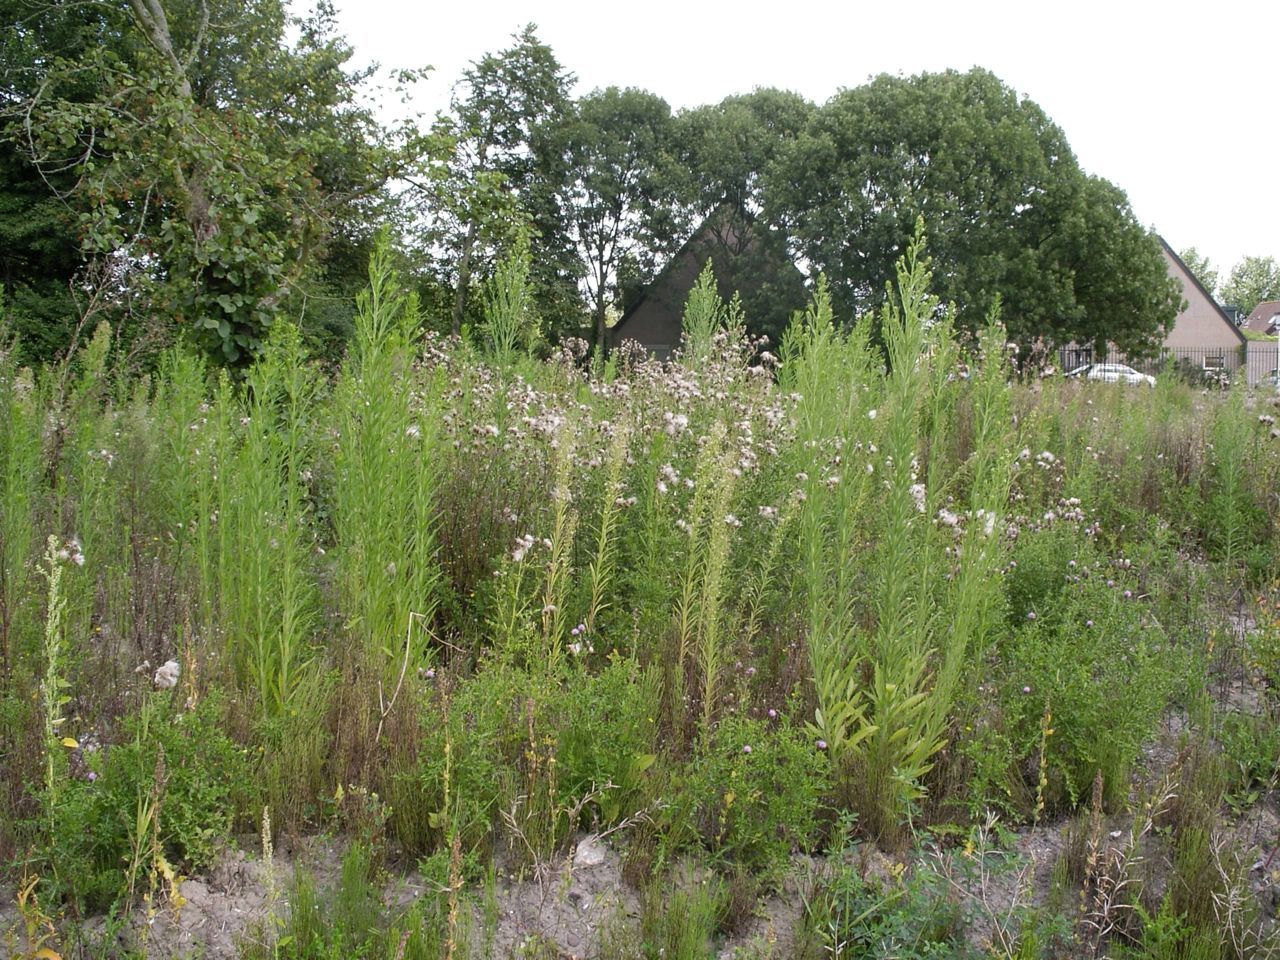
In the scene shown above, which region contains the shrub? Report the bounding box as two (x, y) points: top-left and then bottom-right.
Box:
(555, 654), (660, 826)
(988, 538), (1186, 812)
(44, 691), (248, 912)
(667, 713), (829, 879)
(387, 666), (519, 867)
(801, 857), (967, 959)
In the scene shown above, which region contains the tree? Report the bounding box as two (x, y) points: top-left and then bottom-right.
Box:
(1178, 247), (1218, 299)
(675, 88), (813, 220)
(0, 0), (129, 362)
(6, 0), (416, 364)
(670, 89), (813, 342)
(767, 68), (1179, 355)
(539, 86), (680, 348)
(424, 24), (573, 336)
(1220, 256), (1280, 315)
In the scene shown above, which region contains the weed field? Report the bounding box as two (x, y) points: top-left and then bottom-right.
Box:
(3, 243), (1279, 958)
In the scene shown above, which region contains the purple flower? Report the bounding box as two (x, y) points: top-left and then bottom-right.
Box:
(767, 709), (777, 719)
(1122, 590), (1132, 599)
(1026, 611), (1037, 621)
(1022, 685), (1032, 694)
(746, 666), (756, 677)
(1085, 620), (1094, 628)
(742, 745), (752, 754)
(816, 739), (828, 750)
(87, 771), (98, 783)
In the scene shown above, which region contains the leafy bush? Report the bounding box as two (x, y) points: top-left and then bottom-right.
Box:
(45, 692), (248, 912)
(667, 713), (829, 878)
(982, 536), (1188, 812)
(555, 654), (660, 825)
(1217, 709), (1279, 811)
(801, 858), (967, 959)
(388, 665), (525, 865)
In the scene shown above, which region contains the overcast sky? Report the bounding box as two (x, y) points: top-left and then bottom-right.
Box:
(334, 0), (1278, 285)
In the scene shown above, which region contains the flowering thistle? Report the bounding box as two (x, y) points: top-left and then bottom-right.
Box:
(909, 483), (927, 513)
(511, 534), (536, 563)
(154, 659), (180, 690)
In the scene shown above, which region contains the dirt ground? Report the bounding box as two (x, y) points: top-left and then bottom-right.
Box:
(3, 795), (1273, 960)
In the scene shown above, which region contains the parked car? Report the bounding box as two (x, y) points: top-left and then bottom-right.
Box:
(1064, 363), (1156, 387)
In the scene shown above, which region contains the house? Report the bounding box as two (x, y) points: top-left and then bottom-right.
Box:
(1059, 238), (1261, 380)
(1244, 300), (1280, 337)
(1156, 238), (1247, 364)
(609, 208), (807, 359)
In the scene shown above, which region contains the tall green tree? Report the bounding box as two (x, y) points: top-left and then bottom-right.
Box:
(1221, 255), (1280, 315)
(768, 68), (1179, 355)
(675, 88), (813, 220)
(425, 24), (573, 336)
(539, 86), (680, 348)
(0, 0), (131, 361)
(5, 0), (417, 364)
(1178, 247), (1219, 299)
(671, 89), (814, 342)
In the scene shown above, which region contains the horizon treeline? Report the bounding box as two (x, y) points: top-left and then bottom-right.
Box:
(0, 4), (1192, 367)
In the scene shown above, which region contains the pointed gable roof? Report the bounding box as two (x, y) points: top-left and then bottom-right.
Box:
(1244, 299), (1280, 336)
(1157, 237), (1247, 348)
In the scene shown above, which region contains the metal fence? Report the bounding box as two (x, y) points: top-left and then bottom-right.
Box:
(1057, 343), (1280, 387)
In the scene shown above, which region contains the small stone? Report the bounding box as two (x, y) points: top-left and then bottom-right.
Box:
(573, 834), (607, 869)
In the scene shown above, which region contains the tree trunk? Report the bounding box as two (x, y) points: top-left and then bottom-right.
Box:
(452, 219), (477, 336)
(127, 0), (214, 244)
(594, 298), (607, 354)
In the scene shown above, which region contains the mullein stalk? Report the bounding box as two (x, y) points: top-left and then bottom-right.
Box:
(696, 434), (737, 738)
(584, 422), (629, 635)
(540, 425), (578, 664)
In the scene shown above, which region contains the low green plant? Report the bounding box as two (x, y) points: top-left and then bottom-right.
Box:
(667, 712), (829, 880)
(800, 853), (968, 959)
(555, 654), (659, 826)
(43, 691), (248, 913)
(241, 842), (453, 960)
(388, 665), (524, 866)
(1217, 708), (1279, 812)
(1202, 380), (1267, 568)
(1115, 896), (1222, 960)
(993, 541), (1185, 811)
(636, 868), (727, 960)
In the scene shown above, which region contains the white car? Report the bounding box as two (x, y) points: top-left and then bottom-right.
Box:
(1065, 363), (1156, 387)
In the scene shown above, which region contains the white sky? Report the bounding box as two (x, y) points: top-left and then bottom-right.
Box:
(334, 0), (1279, 284)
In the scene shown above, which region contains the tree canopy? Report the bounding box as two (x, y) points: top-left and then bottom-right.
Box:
(1178, 247), (1219, 299)
(3, 18), (1191, 364)
(766, 69), (1179, 356)
(3, 0), (424, 363)
(1221, 256), (1280, 315)
(537, 86), (682, 348)
(420, 24), (573, 336)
